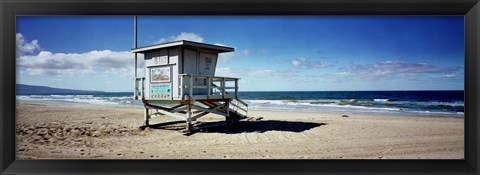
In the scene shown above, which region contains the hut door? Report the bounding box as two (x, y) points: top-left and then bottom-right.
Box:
(183, 49), (200, 94)
(198, 52), (217, 77)
(183, 49), (198, 74)
(198, 52), (217, 95)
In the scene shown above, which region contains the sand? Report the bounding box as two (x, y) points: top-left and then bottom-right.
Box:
(15, 101), (464, 159)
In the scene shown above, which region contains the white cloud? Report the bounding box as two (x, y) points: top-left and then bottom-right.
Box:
(16, 33), (140, 77)
(17, 50), (140, 77)
(327, 61), (459, 81)
(16, 33), (41, 58)
(216, 67), (309, 81)
(291, 57), (332, 69)
(215, 67), (235, 77)
(214, 43), (253, 63)
(217, 67), (267, 78)
(239, 49), (250, 55)
(291, 59), (302, 67)
(23, 68), (97, 76)
(215, 45), (250, 63)
(218, 52), (235, 63)
(256, 49), (270, 54)
(213, 43), (227, 46)
(156, 32), (204, 43)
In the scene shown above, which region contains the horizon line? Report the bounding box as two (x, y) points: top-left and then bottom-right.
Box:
(16, 83), (464, 93)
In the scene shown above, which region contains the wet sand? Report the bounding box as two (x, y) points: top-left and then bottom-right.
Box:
(16, 101), (464, 159)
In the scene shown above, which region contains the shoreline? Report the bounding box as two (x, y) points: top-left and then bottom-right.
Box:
(16, 99), (464, 118)
(16, 101), (464, 159)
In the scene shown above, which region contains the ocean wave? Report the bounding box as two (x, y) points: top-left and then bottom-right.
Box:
(16, 94), (140, 106)
(50, 94), (95, 98)
(247, 99), (400, 109)
(16, 93), (464, 117)
(243, 99), (463, 117)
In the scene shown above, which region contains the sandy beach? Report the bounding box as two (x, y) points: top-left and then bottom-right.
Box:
(15, 101), (464, 159)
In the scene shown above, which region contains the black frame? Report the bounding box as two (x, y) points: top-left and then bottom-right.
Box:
(1, 0), (479, 174)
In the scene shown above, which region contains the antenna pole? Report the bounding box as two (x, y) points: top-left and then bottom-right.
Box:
(133, 16), (138, 100)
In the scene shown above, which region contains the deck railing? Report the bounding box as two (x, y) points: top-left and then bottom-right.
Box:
(179, 74), (239, 100)
(230, 98), (249, 117)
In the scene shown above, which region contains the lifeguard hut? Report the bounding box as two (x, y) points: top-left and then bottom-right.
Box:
(132, 40), (248, 132)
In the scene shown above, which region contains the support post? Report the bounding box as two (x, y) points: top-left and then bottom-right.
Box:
(144, 108), (150, 126)
(226, 100), (230, 117)
(179, 75), (184, 100)
(133, 16), (138, 100)
(207, 76), (211, 99)
(189, 75), (193, 99)
(221, 77), (225, 98)
(225, 100), (232, 122)
(140, 78), (144, 100)
(186, 104), (192, 130)
(235, 79), (238, 99)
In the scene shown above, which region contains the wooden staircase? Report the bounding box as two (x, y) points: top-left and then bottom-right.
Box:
(198, 98), (248, 120)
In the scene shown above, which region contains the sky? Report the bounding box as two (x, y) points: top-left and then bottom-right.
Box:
(16, 16), (464, 92)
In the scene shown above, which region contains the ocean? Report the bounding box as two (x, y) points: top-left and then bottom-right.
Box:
(16, 90), (464, 117)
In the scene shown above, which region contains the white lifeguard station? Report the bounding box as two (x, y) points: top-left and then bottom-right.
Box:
(132, 40), (248, 132)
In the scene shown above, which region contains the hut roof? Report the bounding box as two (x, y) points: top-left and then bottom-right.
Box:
(131, 40), (234, 53)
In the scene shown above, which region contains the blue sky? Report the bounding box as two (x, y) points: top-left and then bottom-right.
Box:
(16, 16), (464, 92)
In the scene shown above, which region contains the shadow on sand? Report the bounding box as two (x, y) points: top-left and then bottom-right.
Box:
(143, 120), (327, 134)
(197, 120), (327, 134)
(141, 121), (187, 131)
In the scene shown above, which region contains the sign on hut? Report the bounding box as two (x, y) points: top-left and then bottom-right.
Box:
(131, 40), (248, 132)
